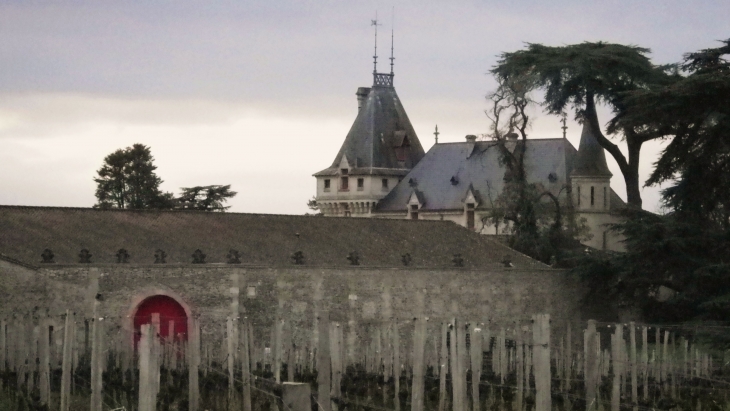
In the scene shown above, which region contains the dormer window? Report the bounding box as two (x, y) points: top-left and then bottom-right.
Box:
(394, 132), (410, 162)
(341, 168), (348, 175)
(410, 204), (419, 220)
(324, 179), (331, 192)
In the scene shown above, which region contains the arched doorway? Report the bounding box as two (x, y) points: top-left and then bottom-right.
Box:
(133, 295), (188, 344)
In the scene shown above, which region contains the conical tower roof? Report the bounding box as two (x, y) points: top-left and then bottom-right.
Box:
(314, 80), (425, 176)
(571, 121), (612, 177)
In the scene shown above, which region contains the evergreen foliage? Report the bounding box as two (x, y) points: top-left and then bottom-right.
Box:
(94, 144), (174, 210)
(94, 144), (236, 211)
(491, 42), (674, 208)
(573, 40), (730, 324)
(177, 185), (237, 212)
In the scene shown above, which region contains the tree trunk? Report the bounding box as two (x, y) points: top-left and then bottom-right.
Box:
(625, 137), (643, 209)
(584, 93), (643, 208)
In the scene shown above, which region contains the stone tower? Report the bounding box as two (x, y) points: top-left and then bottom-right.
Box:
(570, 121), (619, 250)
(313, 59), (425, 217)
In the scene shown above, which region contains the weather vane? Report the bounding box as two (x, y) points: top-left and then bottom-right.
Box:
(434, 125), (440, 144)
(372, 13), (381, 75)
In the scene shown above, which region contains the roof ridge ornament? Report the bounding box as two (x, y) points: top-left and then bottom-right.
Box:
(370, 13), (394, 87)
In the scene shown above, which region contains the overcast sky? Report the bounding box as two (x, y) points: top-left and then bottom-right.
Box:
(1, 1), (728, 214)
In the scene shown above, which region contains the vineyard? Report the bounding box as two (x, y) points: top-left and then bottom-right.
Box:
(1, 310), (730, 411)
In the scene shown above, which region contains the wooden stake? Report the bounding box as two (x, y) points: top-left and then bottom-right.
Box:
(275, 318), (283, 384)
(0, 319), (5, 376)
(394, 318), (401, 411)
(516, 328), (524, 411)
(532, 314), (551, 411)
(470, 323), (483, 411)
(629, 322), (638, 408)
(138, 324), (154, 411)
(585, 320), (598, 411)
(611, 324), (622, 411)
(188, 317), (200, 411)
(288, 324), (296, 382)
(641, 326), (648, 401)
(438, 322), (447, 411)
(60, 311), (74, 411)
(227, 316), (236, 410)
(39, 317), (51, 407)
(90, 312), (104, 411)
(411, 316), (427, 411)
(499, 328), (507, 384)
(240, 317), (252, 411)
(330, 322), (342, 404)
(317, 311), (331, 411)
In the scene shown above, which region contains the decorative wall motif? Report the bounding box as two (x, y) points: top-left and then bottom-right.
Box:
(154, 249), (167, 264)
(78, 249), (92, 264)
(116, 248), (130, 263)
(347, 251), (360, 266)
(191, 249), (206, 264)
(226, 249), (241, 264)
(452, 253), (464, 267)
(40, 249), (54, 264)
(291, 251), (305, 265)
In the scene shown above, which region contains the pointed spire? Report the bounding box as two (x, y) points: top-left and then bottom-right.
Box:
(434, 125), (439, 144)
(371, 14), (379, 75)
(571, 121), (612, 177)
(389, 8), (395, 75)
(561, 112), (568, 139)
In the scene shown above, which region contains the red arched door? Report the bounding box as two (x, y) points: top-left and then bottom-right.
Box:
(133, 295), (188, 344)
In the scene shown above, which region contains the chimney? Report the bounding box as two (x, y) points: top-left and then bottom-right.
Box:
(465, 135), (477, 143)
(356, 87), (371, 112)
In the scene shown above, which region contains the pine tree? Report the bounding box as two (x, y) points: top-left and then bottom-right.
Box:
(94, 144), (174, 209)
(491, 42), (674, 208)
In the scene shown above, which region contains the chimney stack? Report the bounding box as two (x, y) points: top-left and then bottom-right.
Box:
(465, 135), (477, 143)
(356, 87), (371, 112)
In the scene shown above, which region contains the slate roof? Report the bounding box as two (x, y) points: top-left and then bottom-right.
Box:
(314, 85), (425, 176)
(376, 138), (625, 212)
(571, 122), (613, 177)
(0, 206), (546, 269)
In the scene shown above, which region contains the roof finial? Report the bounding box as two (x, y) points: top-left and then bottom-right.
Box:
(389, 7), (395, 75)
(434, 125), (440, 144)
(561, 112), (568, 139)
(371, 13), (380, 76)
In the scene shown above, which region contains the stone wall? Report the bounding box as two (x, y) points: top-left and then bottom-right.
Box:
(1, 263), (584, 350)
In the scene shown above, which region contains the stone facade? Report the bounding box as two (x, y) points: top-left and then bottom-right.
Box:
(0, 259), (583, 347)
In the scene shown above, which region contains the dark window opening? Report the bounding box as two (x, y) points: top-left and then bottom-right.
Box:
(382, 179), (389, 189)
(324, 179), (330, 191)
(340, 177), (349, 191)
(410, 204), (419, 220)
(467, 208), (475, 230)
(603, 187), (607, 208)
(357, 178), (364, 190)
(577, 186), (581, 206)
(591, 186), (595, 206)
(395, 135), (411, 162)
(341, 168), (348, 175)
